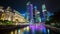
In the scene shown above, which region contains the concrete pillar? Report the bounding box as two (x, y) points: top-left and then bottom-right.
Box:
(20, 29), (24, 34)
(10, 31), (14, 34)
(15, 30), (18, 34)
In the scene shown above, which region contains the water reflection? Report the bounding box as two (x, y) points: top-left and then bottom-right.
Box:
(10, 23), (50, 34)
(29, 23), (47, 34)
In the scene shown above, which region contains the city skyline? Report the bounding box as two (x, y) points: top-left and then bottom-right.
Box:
(0, 0), (60, 13)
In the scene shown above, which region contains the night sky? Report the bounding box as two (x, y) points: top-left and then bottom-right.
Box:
(0, 0), (60, 13)
(45, 0), (60, 12)
(0, 0), (42, 14)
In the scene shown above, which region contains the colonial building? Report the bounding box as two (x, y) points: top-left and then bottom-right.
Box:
(0, 6), (5, 20)
(13, 10), (27, 23)
(0, 6), (28, 23)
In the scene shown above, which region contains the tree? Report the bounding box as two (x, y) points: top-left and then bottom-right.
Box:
(46, 10), (60, 28)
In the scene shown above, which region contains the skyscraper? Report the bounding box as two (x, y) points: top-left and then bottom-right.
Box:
(26, 2), (34, 23)
(42, 4), (47, 22)
(33, 6), (41, 23)
(29, 4), (34, 23)
(26, 2), (30, 21)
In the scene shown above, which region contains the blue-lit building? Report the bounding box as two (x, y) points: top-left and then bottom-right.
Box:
(26, 2), (34, 23)
(41, 4), (47, 22)
(33, 6), (41, 23)
(42, 4), (54, 22)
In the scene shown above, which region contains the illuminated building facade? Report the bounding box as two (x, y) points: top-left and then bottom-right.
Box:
(30, 4), (34, 23)
(0, 6), (4, 20)
(42, 4), (54, 22)
(34, 6), (41, 23)
(26, 2), (34, 23)
(0, 6), (28, 23)
(42, 4), (47, 22)
(25, 2), (30, 22)
(13, 10), (27, 23)
(5, 6), (14, 21)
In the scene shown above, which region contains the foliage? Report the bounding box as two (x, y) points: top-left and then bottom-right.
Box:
(44, 10), (60, 28)
(4, 20), (13, 25)
(0, 20), (13, 25)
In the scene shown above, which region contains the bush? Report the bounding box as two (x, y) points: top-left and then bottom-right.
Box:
(3, 20), (13, 25)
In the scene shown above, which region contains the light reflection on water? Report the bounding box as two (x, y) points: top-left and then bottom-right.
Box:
(10, 24), (50, 34)
(29, 23), (47, 34)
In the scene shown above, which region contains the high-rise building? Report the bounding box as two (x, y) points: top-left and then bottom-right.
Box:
(26, 2), (30, 22)
(33, 6), (37, 23)
(30, 4), (34, 23)
(34, 6), (41, 23)
(42, 4), (47, 22)
(26, 2), (34, 23)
